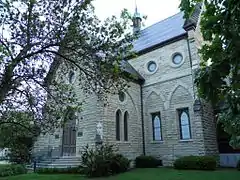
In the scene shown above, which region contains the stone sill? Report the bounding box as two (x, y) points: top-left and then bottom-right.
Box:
(116, 141), (131, 144)
(150, 141), (164, 144)
(179, 139), (193, 143)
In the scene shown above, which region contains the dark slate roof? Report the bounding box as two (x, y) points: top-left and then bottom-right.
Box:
(121, 60), (144, 81)
(183, 3), (202, 30)
(133, 12), (187, 53)
(123, 8), (201, 81)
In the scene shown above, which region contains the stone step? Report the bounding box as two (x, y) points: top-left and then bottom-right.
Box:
(58, 156), (81, 159)
(30, 156), (82, 169)
(47, 163), (80, 168)
(54, 160), (81, 162)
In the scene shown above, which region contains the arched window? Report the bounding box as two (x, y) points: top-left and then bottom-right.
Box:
(124, 111), (128, 141)
(178, 108), (191, 140)
(116, 110), (121, 141)
(69, 71), (75, 83)
(152, 112), (162, 141)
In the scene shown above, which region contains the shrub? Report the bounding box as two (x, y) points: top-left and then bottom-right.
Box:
(135, 155), (160, 168)
(110, 154), (130, 174)
(81, 144), (130, 177)
(0, 164), (27, 177)
(237, 160), (240, 171)
(173, 156), (216, 170)
(36, 166), (83, 174)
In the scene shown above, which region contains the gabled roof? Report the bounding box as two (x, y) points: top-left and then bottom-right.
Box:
(133, 12), (187, 53)
(183, 3), (202, 30)
(121, 60), (144, 81)
(124, 8), (202, 81)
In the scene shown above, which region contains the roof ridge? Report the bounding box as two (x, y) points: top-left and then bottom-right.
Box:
(141, 11), (183, 32)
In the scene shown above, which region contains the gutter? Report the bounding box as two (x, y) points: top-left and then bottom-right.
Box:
(137, 33), (188, 56)
(140, 82), (146, 155)
(186, 36), (195, 100)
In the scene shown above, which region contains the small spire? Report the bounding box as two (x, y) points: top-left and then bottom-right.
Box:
(135, 0), (138, 13)
(133, 0), (142, 34)
(134, 0), (140, 18)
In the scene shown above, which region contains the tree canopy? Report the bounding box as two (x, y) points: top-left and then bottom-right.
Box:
(180, 0), (240, 147)
(0, 0), (136, 132)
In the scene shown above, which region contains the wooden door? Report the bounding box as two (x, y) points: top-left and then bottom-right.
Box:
(62, 119), (76, 156)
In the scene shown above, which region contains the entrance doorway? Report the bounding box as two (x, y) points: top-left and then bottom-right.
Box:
(62, 118), (76, 156)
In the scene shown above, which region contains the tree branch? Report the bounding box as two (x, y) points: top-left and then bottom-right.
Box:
(0, 37), (13, 60)
(0, 121), (35, 134)
(45, 49), (95, 78)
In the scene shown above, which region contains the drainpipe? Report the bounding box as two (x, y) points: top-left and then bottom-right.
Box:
(186, 36), (195, 100)
(140, 83), (146, 155)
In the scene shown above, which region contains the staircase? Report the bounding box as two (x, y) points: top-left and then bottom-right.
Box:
(45, 156), (82, 168)
(27, 156), (82, 170)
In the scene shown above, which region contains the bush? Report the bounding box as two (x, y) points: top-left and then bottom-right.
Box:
(173, 156), (217, 170)
(135, 155), (160, 168)
(36, 166), (83, 174)
(81, 144), (130, 177)
(0, 164), (27, 177)
(110, 154), (130, 174)
(237, 160), (240, 171)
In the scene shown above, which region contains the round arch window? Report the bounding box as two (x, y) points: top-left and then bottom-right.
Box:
(118, 91), (125, 102)
(172, 53), (183, 65)
(147, 61), (157, 72)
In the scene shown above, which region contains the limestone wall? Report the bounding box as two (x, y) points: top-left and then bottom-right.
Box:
(34, 14), (218, 165)
(74, 89), (103, 156)
(102, 82), (143, 161)
(34, 65), (103, 157)
(129, 34), (218, 165)
(187, 27), (219, 157)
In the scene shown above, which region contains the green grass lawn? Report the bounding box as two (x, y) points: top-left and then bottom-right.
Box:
(1, 168), (240, 180)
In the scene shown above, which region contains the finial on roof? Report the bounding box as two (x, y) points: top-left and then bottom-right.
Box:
(135, 0), (138, 13)
(133, 0), (141, 19)
(132, 0), (142, 34)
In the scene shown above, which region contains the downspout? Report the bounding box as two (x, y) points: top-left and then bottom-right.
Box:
(140, 82), (146, 155)
(186, 36), (195, 100)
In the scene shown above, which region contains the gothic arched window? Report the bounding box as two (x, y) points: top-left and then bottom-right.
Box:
(116, 110), (121, 141)
(152, 112), (162, 141)
(69, 70), (75, 83)
(178, 108), (191, 140)
(124, 111), (128, 141)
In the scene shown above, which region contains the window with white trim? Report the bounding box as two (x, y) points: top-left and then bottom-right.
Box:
(152, 112), (162, 141)
(178, 108), (191, 140)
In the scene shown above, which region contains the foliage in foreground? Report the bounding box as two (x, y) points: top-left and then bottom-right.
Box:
(173, 155), (217, 170)
(0, 164), (27, 177)
(135, 155), (161, 168)
(180, 0), (240, 148)
(0, 112), (38, 164)
(81, 144), (130, 177)
(0, 0), (138, 134)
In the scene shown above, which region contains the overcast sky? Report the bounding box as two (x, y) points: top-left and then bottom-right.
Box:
(93, 0), (181, 28)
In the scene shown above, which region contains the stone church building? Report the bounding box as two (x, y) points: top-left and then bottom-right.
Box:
(34, 5), (221, 166)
